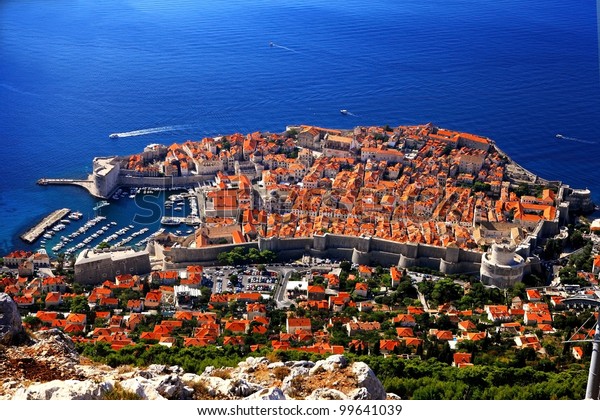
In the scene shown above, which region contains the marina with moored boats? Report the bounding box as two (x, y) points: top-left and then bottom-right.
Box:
(20, 186), (202, 257)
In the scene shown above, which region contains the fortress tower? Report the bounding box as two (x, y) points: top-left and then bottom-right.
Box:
(480, 242), (525, 288)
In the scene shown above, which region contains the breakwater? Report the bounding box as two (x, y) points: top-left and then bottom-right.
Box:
(20, 208), (71, 243)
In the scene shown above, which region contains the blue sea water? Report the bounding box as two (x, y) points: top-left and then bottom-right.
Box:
(1, 0), (599, 255)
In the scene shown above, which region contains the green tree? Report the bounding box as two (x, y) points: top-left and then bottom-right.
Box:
(430, 279), (463, 305)
(340, 261), (352, 273)
(69, 295), (90, 314)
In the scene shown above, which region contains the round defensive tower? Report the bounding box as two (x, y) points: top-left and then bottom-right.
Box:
(480, 242), (525, 288)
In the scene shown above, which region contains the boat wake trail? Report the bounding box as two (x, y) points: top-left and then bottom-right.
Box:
(556, 134), (596, 145)
(110, 124), (193, 138)
(270, 42), (297, 53)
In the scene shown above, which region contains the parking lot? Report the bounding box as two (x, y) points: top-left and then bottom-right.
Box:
(203, 265), (280, 296)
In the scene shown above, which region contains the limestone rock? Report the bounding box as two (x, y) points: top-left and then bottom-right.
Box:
(351, 362), (386, 400)
(292, 360), (315, 368)
(12, 380), (112, 400)
(348, 387), (371, 400)
(281, 366), (308, 394)
(181, 373), (202, 384)
(201, 376), (230, 397)
(325, 354), (348, 368)
(309, 355), (347, 375)
(307, 388), (348, 400)
(229, 379), (263, 398)
(0, 293), (23, 345)
(386, 392), (402, 400)
(119, 377), (166, 400)
(244, 387), (286, 400)
(267, 362), (285, 369)
(31, 329), (79, 363)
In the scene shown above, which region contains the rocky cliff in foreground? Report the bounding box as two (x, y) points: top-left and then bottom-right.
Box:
(0, 294), (396, 400)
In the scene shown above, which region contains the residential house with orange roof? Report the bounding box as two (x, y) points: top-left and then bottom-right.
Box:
(224, 320), (250, 335)
(525, 289), (542, 302)
(461, 331), (487, 342)
(252, 324), (268, 335)
(485, 305), (512, 323)
(514, 334), (542, 351)
(66, 313), (87, 326)
(524, 310), (552, 326)
(286, 317), (312, 335)
(3, 250), (32, 267)
(127, 313), (145, 331)
(223, 336), (245, 347)
(433, 330), (454, 341)
(357, 265), (373, 279)
(307, 284), (326, 301)
(390, 266), (402, 288)
(458, 320), (477, 332)
(127, 299), (144, 313)
(393, 314), (417, 327)
(99, 297), (119, 309)
(209, 293), (234, 307)
(40, 276), (67, 293)
(354, 282), (369, 298)
(184, 337), (213, 347)
(407, 306), (424, 315)
(346, 321), (380, 337)
(246, 303), (267, 321)
(379, 339), (401, 355)
(236, 292), (262, 303)
(34, 311), (58, 327)
(144, 291), (162, 309)
(151, 270), (179, 285)
(174, 311), (194, 321)
(453, 353), (473, 367)
(396, 327), (415, 338)
(45, 291), (62, 308)
(329, 292), (353, 312)
(303, 300), (329, 311)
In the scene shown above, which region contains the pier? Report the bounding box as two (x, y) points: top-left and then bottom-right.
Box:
(37, 177), (102, 198)
(37, 178), (94, 189)
(20, 208), (71, 243)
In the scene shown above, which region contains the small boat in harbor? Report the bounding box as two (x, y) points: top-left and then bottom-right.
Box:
(109, 133), (119, 139)
(340, 109), (349, 115)
(161, 217), (181, 226)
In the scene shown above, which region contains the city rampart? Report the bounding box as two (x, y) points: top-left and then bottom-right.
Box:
(163, 233), (485, 275)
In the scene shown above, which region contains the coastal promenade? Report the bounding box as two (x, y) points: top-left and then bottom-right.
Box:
(20, 208), (71, 243)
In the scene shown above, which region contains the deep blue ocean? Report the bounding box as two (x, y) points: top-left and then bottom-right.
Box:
(1, 0), (599, 256)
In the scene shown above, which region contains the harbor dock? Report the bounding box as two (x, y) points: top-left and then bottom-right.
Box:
(20, 208), (71, 243)
(37, 177), (99, 197)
